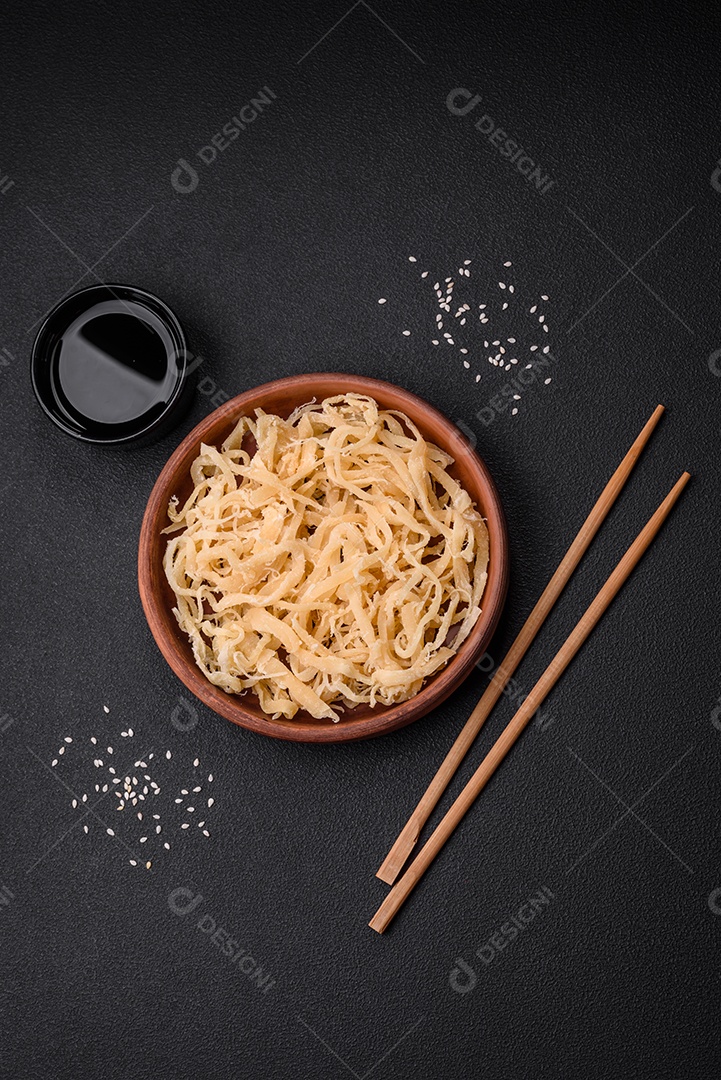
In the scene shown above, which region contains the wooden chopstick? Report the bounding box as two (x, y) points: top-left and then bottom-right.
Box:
(370, 471), (690, 933)
(376, 405), (665, 885)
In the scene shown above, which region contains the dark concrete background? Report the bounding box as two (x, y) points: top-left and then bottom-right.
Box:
(1, 2), (720, 1077)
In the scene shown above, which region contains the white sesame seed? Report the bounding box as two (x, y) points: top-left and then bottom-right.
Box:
(59, 747), (65, 755)
(82, 794), (87, 802)
(181, 823), (190, 829)
(187, 807), (195, 813)
(140, 837), (147, 843)
(543, 346), (550, 354)
(408, 256), (417, 262)
(107, 747), (113, 754)
(512, 408), (518, 415)
(83, 825), (89, 833)
(156, 826), (161, 834)
(509, 285), (514, 293)
(530, 345), (538, 351)
(504, 261), (512, 267)
(128, 729), (133, 737)
(432, 340), (439, 345)
(51, 759), (58, 767)
(164, 842), (170, 850)
(460, 348), (468, 355)
(146, 862), (151, 870)
(130, 860), (137, 866)
(463, 361), (470, 369)
(539, 315), (545, 323)
(545, 378), (552, 384)
(71, 798), (77, 808)
(378, 298), (387, 304)
(402, 330), (411, 336)
(193, 786), (201, 793)
(90, 737), (97, 745)
(499, 282), (506, 289)
(106, 828), (115, 837)
(530, 305), (537, 313)
(166, 751), (171, 760)
(208, 774), (213, 782)
(202, 831), (210, 837)
(543, 324), (549, 332)
(541, 295), (549, 301)
(103, 706), (109, 714)
(207, 798), (214, 808)
(64, 737), (72, 744)
(475, 374), (481, 382)
(502, 302), (508, 310)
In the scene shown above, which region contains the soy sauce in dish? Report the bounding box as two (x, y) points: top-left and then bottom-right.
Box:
(31, 285), (193, 445)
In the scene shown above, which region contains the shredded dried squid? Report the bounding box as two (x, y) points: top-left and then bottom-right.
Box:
(163, 394), (489, 721)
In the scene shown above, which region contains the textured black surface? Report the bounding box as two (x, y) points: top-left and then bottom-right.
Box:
(2, 3), (721, 1078)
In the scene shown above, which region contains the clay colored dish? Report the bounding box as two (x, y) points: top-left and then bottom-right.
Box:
(138, 373), (509, 742)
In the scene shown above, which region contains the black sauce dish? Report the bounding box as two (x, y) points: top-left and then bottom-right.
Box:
(31, 284), (195, 447)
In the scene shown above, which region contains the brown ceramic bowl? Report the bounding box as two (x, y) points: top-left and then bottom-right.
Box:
(138, 374), (509, 742)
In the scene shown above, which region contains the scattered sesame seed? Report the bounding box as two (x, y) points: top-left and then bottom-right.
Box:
(402, 330), (411, 336)
(146, 862), (151, 870)
(541, 295), (549, 301)
(164, 842), (170, 850)
(545, 378), (552, 384)
(83, 825), (89, 833)
(499, 282), (506, 289)
(59, 747), (65, 756)
(103, 706), (109, 714)
(512, 408), (518, 415)
(181, 823), (190, 829)
(378, 298), (387, 304)
(202, 831), (210, 838)
(106, 828), (115, 837)
(130, 860), (137, 866)
(208, 774), (213, 782)
(51, 759), (58, 767)
(504, 261), (512, 267)
(408, 256), (417, 262)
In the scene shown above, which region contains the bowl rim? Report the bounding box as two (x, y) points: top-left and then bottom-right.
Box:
(138, 373), (509, 742)
(30, 282), (190, 445)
